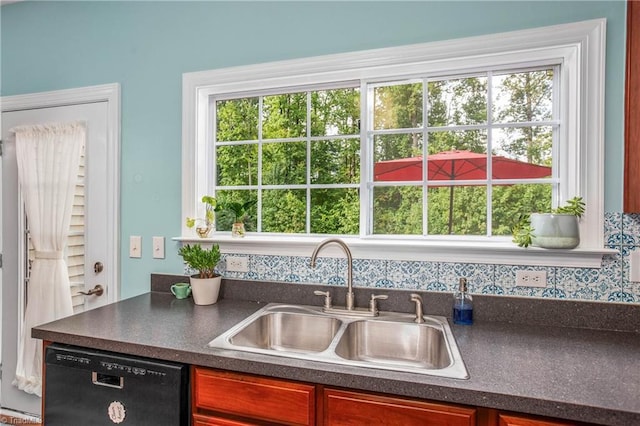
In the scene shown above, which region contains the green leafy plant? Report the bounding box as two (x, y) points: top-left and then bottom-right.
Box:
(511, 214), (535, 248)
(178, 243), (221, 278)
(223, 200), (257, 223)
(553, 196), (585, 217)
(511, 196), (585, 247)
(186, 195), (217, 229)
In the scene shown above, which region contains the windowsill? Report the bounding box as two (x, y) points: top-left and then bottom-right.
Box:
(173, 234), (616, 268)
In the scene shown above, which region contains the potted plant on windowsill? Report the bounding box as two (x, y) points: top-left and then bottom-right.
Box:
(512, 196), (585, 249)
(177, 243), (222, 305)
(222, 200), (257, 238)
(186, 195), (217, 238)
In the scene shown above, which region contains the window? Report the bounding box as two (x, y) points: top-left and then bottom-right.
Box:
(213, 86), (361, 234)
(182, 19), (609, 267)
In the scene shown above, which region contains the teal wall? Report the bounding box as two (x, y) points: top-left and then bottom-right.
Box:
(1, 1), (627, 298)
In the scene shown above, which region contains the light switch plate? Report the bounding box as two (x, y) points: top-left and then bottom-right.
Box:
(152, 236), (165, 259)
(129, 236), (142, 258)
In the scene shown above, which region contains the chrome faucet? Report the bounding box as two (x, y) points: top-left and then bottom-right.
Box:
(410, 293), (425, 324)
(310, 238), (355, 311)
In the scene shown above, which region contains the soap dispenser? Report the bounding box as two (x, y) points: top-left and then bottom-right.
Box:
(453, 277), (473, 325)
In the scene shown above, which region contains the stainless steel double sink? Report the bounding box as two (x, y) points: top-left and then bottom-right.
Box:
(208, 304), (469, 379)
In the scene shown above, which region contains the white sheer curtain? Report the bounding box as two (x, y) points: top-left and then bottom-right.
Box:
(11, 122), (86, 396)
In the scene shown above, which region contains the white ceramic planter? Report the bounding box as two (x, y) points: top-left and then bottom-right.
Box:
(530, 213), (580, 249)
(189, 275), (222, 305)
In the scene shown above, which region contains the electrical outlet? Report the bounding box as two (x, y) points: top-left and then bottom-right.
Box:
(515, 270), (547, 287)
(227, 256), (249, 272)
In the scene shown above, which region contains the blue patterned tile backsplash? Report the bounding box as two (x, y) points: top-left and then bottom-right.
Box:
(202, 213), (640, 304)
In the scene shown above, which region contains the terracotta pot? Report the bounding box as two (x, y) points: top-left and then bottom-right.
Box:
(189, 275), (222, 305)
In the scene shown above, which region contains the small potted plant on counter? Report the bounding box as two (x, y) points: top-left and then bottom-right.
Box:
(177, 243), (222, 305)
(222, 200), (257, 238)
(512, 196), (585, 248)
(186, 195), (217, 238)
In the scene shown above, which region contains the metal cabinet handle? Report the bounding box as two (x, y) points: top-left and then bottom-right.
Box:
(78, 284), (104, 297)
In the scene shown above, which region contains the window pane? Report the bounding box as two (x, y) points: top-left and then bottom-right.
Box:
(262, 189), (306, 233)
(428, 130), (487, 155)
(492, 126), (553, 169)
(373, 186), (422, 234)
(311, 88), (360, 136)
(373, 82), (423, 130)
(493, 69), (553, 123)
(373, 133), (423, 182)
(215, 190), (258, 232)
(492, 184), (552, 236)
(428, 77), (487, 127)
(216, 98), (259, 141)
(311, 188), (359, 234)
(311, 139), (360, 184)
(262, 141), (307, 185)
(216, 144), (258, 186)
(263, 92), (307, 139)
(427, 186), (486, 235)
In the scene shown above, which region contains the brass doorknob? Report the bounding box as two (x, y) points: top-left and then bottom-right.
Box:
(79, 284), (104, 297)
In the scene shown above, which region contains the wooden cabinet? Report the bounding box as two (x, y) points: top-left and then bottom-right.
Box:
(192, 367), (315, 425)
(625, 0), (640, 212)
(322, 388), (476, 426)
(498, 413), (579, 426)
(192, 366), (596, 426)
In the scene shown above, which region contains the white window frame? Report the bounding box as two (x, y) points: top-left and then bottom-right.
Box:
(181, 19), (613, 267)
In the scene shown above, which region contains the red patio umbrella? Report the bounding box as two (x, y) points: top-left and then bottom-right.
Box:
(374, 150), (552, 233)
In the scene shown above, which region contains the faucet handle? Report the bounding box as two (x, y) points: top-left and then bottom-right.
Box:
(369, 294), (388, 315)
(314, 290), (332, 309)
(410, 293), (425, 324)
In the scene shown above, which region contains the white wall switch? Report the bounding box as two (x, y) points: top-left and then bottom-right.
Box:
(129, 235), (142, 258)
(227, 256), (249, 272)
(515, 270), (547, 287)
(152, 236), (165, 259)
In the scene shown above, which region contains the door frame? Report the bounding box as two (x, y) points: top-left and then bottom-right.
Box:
(1, 83), (121, 307)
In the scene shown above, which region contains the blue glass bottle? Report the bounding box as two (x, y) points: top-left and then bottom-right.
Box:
(453, 277), (473, 325)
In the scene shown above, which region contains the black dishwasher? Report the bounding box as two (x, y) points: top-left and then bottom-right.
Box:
(44, 343), (188, 425)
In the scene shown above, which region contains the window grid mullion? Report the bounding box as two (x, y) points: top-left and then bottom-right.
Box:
(423, 77), (429, 237)
(361, 82), (373, 236)
(486, 71), (494, 237)
(257, 96), (264, 232)
(306, 91), (312, 234)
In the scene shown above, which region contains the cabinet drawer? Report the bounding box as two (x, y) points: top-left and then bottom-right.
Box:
(193, 368), (315, 426)
(193, 413), (257, 426)
(499, 413), (578, 426)
(323, 388), (476, 426)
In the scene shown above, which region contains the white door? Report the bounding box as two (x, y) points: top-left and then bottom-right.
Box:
(1, 84), (120, 415)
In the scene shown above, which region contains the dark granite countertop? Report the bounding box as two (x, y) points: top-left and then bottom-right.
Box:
(33, 278), (640, 426)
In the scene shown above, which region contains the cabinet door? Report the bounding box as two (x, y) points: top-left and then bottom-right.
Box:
(323, 388), (476, 426)
(625, 0), (640, 212)
(193, 367), (315, 426)
(499, 413), (577, 426)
